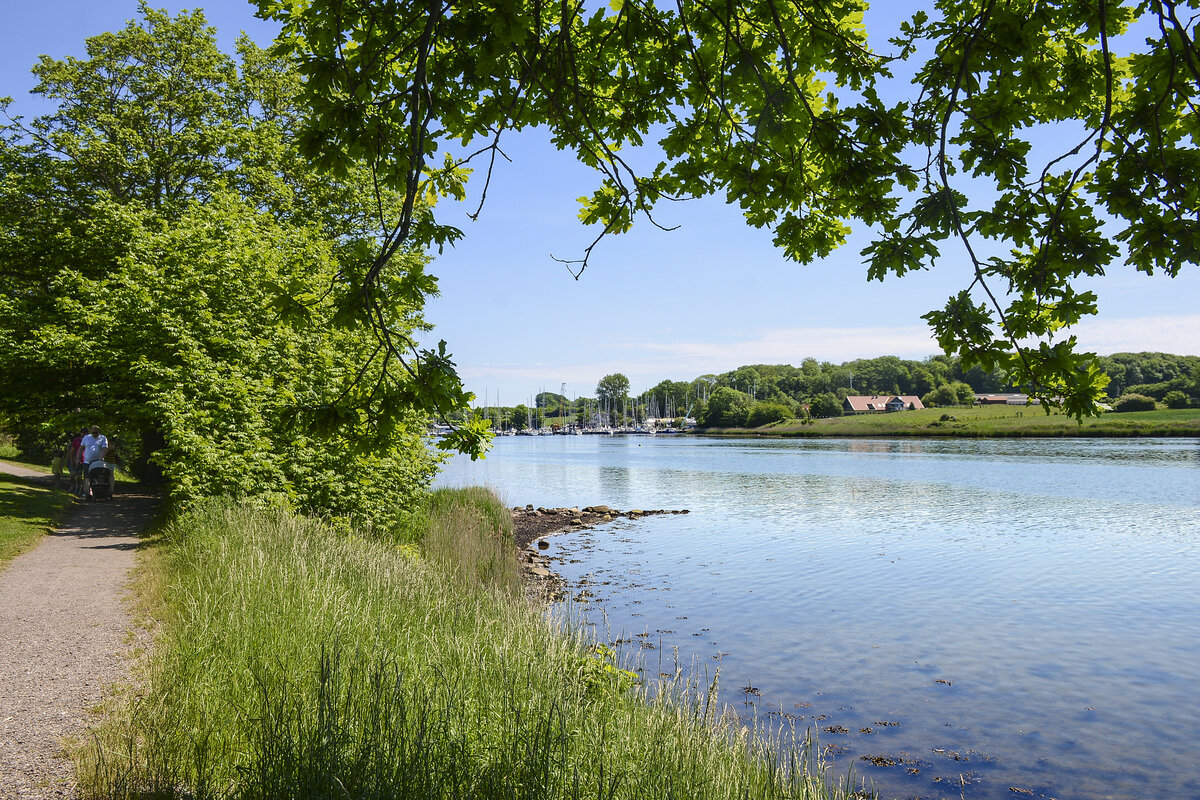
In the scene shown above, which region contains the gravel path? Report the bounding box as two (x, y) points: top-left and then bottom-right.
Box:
(0, 463), (158, 799)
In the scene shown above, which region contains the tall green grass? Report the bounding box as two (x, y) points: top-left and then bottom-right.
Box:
(83, 491), (851, 799)
(411, 486), (522, 593)
(0, 436), (19, 460)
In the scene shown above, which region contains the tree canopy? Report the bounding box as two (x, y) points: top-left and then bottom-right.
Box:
(0, 6), (445, 521)
(595, 373), (631, 410)
(255, 0), (1198, 419)
(702, 387), (753, 428)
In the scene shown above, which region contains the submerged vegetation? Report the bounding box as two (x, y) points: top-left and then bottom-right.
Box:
(82, 490), (849, 800)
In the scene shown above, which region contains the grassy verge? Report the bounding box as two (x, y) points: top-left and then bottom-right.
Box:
(707, 405), (1200, 438)
(81, 489), (846, 800)
(0, 473), (74, 568)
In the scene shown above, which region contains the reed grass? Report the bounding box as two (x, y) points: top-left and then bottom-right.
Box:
(82, 490), (851, 799)
(415, 486), (522, 593)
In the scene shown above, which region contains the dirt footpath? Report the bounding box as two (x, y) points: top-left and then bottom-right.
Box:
(0, 464), (157, 799)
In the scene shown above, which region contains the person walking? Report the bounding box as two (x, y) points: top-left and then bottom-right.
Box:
(50, 433), (70, 488)
(68, 428), (86, 495)
(80, 425), (112, 498)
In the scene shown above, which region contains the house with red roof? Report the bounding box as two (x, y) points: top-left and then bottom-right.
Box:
(843, 395), (925, 414)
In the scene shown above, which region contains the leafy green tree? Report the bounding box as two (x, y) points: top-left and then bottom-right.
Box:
(0, 8), (451, 520)
(922, 384), (959, 409)
(535, 392), (567, 414)
(922, 380), (975, 408)
(701, 387), (752, 428)
(647, 379), (692, 415)
(953, 382), (977, 406)
(255, 0), (1197, 418)
(595, 374), (630, 413)
(947, 363), (1007, 394)
(746, 402), (793, 428)
(910, 367), (940, 398)
(723, 367), (762, 395)
(1163, 391), (1190, 410)
(28, 3), (485, 456)
(808, 393), (843, 419)
(690, 376), (719, 404)
(845, 357), (911, 396)
(1126, 379), (1189, 400)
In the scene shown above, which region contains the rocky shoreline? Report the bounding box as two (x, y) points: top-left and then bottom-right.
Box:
(510, 504), (689, 601)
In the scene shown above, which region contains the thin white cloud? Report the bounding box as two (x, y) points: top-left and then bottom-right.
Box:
(1067, 314), (1200, 355)
(459, 326), (940, 397)
(632, 325), (941, 368)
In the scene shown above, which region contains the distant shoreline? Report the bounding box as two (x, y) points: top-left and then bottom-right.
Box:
(696, 406), (1200, 439)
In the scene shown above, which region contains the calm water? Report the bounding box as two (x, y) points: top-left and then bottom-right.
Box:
(437, 436), (1200, 800)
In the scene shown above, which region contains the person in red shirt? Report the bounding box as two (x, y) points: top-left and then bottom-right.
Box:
(68, 428), (86, 495)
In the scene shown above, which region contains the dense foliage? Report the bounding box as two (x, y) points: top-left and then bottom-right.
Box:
(808, 394), (844, 419)
(256, 0), (1197, 419)
(0, 7), (448, 522)
(701, 387), (753, 428)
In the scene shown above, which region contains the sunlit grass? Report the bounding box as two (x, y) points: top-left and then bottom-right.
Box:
(0, 433), (18, 460)
(0, 473), (74, 568)
(82, 490), (851, 799)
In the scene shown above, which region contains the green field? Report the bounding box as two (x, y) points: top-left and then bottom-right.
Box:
(707, 405), (1200, 438)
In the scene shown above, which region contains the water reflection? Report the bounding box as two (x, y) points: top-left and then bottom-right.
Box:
(438, 437), (1200, 800)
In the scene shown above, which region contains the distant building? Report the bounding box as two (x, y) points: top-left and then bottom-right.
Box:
(843, 395), (925, 414)
(974, 393), (1030, 405)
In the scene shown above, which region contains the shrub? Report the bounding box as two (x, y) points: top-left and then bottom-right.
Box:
(1125, 378), (1189, 400)
(1111, 393), (1157, 412)
(922, 383), (960, 408)
(746, 401), (792, 428)
(1163, 390), (1190, 409)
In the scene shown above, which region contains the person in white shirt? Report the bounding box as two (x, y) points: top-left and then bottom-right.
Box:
(80, 425), (112, 497)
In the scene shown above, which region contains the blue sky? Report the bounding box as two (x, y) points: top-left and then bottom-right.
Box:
(3, 0), (1197, 405)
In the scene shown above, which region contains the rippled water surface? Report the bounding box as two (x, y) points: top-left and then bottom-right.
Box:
(438, 436), (1200, 800)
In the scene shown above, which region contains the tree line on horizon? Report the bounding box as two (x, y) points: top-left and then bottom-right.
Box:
(468, 351), (1200, 430)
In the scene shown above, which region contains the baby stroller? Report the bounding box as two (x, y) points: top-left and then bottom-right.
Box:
(86, 460), (116, 501)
